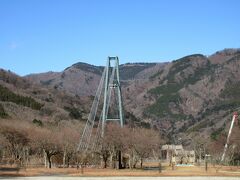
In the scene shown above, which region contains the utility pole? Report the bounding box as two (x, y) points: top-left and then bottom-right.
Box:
(221, 112), (238, 162)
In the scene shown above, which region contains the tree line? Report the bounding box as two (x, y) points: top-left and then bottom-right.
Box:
(0, 120), (162, 169)
(1, 118), (239, 169)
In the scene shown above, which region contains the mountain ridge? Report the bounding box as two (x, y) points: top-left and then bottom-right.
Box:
(1, 48), (240, 145)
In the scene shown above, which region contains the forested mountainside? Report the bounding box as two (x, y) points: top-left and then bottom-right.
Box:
(1, 48), (240, 145)
(0, 69), (90, 124)
(123, 48), (240, 143)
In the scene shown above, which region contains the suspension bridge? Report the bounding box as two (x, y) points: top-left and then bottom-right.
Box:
(77, 56), (124, 153)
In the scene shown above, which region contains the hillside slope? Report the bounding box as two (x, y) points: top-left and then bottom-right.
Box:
(124, 48), (240, 143)
(0, 69), (90, 125)
(2, 48), (240, 145)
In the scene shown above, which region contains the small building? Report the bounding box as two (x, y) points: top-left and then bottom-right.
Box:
(161, 144), (195, 165)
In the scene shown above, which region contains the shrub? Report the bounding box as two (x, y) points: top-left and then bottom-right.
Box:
(64, 106), (82, 120)
(32, 119), (43, 127)
(0, 104), (8, 118)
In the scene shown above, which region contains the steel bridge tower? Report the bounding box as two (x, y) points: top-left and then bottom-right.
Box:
(77, 56), (124, 152)
(101, 56), (124, 136)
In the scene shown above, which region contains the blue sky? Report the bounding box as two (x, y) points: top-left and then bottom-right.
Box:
(0, 0), (240, 75)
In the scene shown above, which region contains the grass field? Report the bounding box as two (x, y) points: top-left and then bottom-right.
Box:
(1, 163), (240, 177)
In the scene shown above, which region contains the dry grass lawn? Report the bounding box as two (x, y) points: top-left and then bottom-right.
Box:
(0, 164), (240, 177)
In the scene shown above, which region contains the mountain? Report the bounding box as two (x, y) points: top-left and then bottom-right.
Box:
(1, 48), (240, 145)
(0, 69), (91, 125)
(25, 62), (164, 96)
(127, 48), (240, 144)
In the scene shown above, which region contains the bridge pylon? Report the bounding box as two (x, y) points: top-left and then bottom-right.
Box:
(101, 56), (124, 136)
(77, 56), (124, 153)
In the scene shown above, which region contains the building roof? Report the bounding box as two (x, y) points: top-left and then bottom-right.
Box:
(161, 144), (184, 151)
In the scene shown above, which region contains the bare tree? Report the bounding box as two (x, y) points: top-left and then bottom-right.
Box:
(130, 128), (159, 168)
(105, 123), (126, 168)
(0, 133), (6, 159)
(74, 151), (92, 173)
(95, 136), (111, 168)
(228, 125), (240, 165)
(207, 134), (225, 163)
(0, 125), (29, 165)
(59, 125), (80, 167)
(30, 128), (61, 168)
(93, 123), (127, 168)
